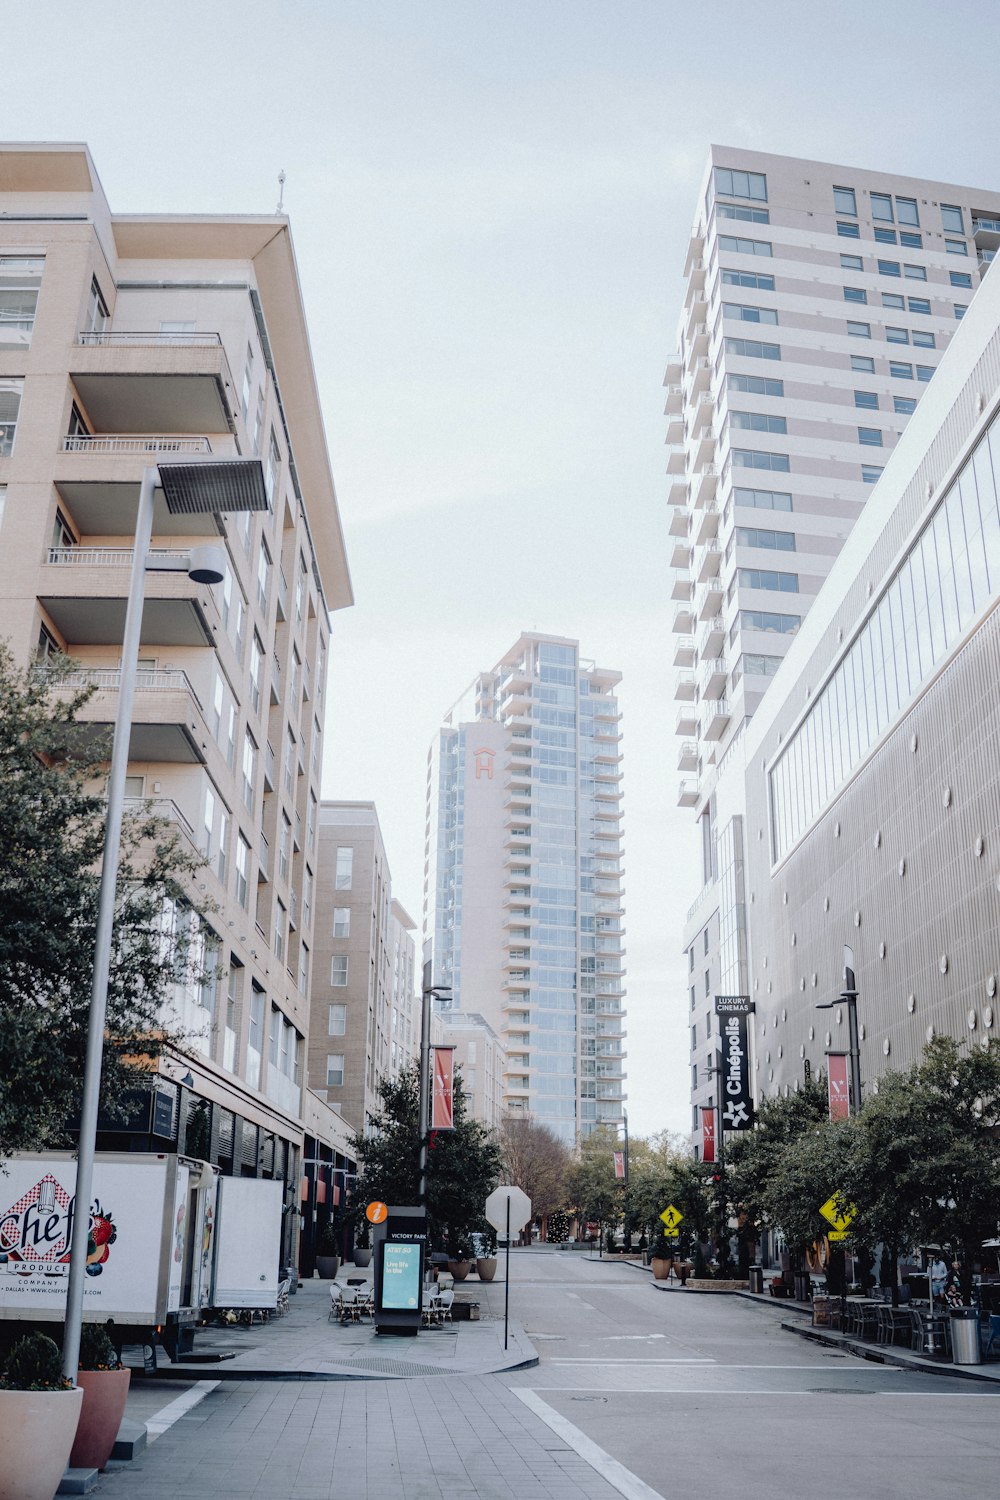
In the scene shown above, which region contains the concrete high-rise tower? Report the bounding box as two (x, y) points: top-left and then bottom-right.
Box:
(424, 632), (626, 1143)
(670, 148), (1000, 1149)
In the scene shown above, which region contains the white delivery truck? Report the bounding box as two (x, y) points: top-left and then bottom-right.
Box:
(0, 1152), (283, 1363)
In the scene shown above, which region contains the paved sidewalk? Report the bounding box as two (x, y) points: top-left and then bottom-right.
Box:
(127, 1278), (536, 1382)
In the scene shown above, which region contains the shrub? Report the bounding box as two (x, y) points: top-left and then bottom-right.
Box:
(1, 1333), (71, 1391)
(78, 1325), (119, 1371)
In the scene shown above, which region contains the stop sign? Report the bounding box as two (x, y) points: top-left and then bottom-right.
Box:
(485, 1185), (532, 1233)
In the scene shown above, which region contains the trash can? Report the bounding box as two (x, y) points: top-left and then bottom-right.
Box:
(950, 1307), (982, 1364)
(793, 1270), (811, 1302)
(749, 1265), (763, 1295)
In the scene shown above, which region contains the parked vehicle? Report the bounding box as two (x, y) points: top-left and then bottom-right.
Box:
(0, 1152), (282, 1364)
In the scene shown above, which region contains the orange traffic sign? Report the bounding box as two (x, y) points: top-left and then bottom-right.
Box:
(365, 1201), (388, 1225)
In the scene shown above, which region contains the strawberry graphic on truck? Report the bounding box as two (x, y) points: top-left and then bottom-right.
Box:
(86, 1200), (117, 1275)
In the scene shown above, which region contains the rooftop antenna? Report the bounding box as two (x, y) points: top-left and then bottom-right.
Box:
(276, 170), (286, 215)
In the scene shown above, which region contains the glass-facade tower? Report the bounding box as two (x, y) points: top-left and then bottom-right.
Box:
(424, 633), (625, 1143)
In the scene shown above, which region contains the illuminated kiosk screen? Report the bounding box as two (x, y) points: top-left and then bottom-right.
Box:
(380, 1242), (422, 1310)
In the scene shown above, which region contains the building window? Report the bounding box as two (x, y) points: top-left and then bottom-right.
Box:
(242, 343), (253, 421)
(733, 486), (792, 511)
(278, 813), (290, 882)
(714, 167), (767, 202)
(871, 191), (894, 222)
(0, 484), (5, 531)
(858, 427), (883, 446)
(900, 231), (922, 248)
(875, 227), (897, 245)
(736, 526), (795, 551)
(878, 258), (901, 277)
(854, 390), (878, 409)
(721, 268), (775, 291)
(732, 449), (790, 472)
(950, 271), (973, 289)
(724, 336), (781, 360)
(886, 326), (909, 344)
(328, 1003), (347, 1036)
(249, 632), (263, 715)
(241, 729), (257, 810)
(723, 302), (778, 324)
(945, 239), (968, 256)
(0, 377), (23, 456)
(840, 254), (864, 271)
(833, 186), (857, 216)
(326, 1054), (345, 1088)
(716, 202), (769, 225)
(333, 906), (351, 938)
(843, 286), (867, 303)
(729, 410), (786, 434)
(837, 221), (861, 239)
(889, 360), (913, 379)
(265, 427), (281, 500)
(850, 355), (875, 373)
(727, 373), (783, 397)
(847, 321), (871, 339)
(85, 277), (109, 334)
(895, 196), (919, 226)
(941, 204), (964, 233)
(718, 234), (771, 256)
(297, 941), (310, 996)
(861, 464), (884, 483)
(916, 364), (935, 382)
(739, 609), (800, 634)
(903, 263), (927, 281)
(331, 955), (349, 987)
(703, 927), (710, 955)
(913, 330), (936, 348)
(275, 901), (286, 964)
(882, 293), (904, 310)
(738, 567), (798, 592)
(335, 846), (353, 890)
(689, 985), (696, 1011)
(235, 833), (250, 909)
(0, 255), (43, 349)
(908, 297), (931, 316)
(894, 396), (917, 415)
(955, 304), (968, 320)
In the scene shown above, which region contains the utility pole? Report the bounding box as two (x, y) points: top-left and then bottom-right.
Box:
(417, 959), (451, 1204)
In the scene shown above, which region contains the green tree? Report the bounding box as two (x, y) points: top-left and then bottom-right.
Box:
(564, 1124), (621, 1241)
(0, 646), (209, 1157)
(349, 1064), (502, 1257)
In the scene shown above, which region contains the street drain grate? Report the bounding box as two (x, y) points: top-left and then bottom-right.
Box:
(808, 1387), (877, 1395)
(346, 1356), (455, 1378)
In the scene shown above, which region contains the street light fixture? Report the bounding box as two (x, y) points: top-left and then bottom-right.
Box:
(417, 959), (452, 1204)
(815, 944), (862, 1115)
(61, 459), (268, 1382)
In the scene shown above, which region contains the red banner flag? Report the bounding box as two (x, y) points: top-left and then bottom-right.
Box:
(828, 1053), (850, 1121)
(432, 1046), (456, 1130)
(701, 1107), (716, 1164)
(613, 1150), (625, 1180)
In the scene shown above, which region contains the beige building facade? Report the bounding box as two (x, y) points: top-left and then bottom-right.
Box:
(670, 149), (1000, 1148)
(309, 802), (418, 1134)
(0, 144), (354, 1258)
(437, 1011), (506, 1130)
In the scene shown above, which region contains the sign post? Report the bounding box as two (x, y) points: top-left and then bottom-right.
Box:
(485, 1185), (532, 1351)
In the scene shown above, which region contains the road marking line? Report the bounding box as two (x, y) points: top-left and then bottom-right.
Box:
(145, 1379), (220, 1442)
(565, 1291), (582, 1299)
(513, 1388), (666, 1500)
(550, 1358), (716, 1365)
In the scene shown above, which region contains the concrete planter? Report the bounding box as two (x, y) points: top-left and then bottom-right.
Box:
(475, 1257), (498, 1282)
(0, 1386), (83, 1500)
(70, 1368), (131, 1471)
(447, 1260), (472, 1281)
(316, 1255), (340, 1280)
(650, 1257), (672, 1281)
(352, 1248), (372, 1268)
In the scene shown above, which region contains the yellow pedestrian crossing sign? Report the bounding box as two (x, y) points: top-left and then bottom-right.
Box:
(819, 1195), (855, 1236)
(659, 1204), (683, 1233)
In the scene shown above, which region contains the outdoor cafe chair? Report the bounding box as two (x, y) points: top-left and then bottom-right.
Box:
(981, 1312), (1000, 1360)
(328, 1285), (344, 1323)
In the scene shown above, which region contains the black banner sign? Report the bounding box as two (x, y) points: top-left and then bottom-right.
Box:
(714, 994), (754, 1016)
(719, 1009), (755, 1131)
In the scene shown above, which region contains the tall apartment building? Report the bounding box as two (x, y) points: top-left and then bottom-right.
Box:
(424, 632), (626, 1144)
(670, 148), (1000, 1150)
(0, 143), (353, 1261)
(308, 802), (418, 1134)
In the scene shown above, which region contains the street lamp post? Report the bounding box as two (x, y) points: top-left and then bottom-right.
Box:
(816, 944), (862, 1114)
(417, 959), (451, 1205)
(61, 460), (267, 1382)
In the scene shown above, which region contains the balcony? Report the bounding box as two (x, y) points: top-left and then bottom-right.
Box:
(696, 539), (723, 582)
(690, 465), (718, 510)
(69, 332), (236, 437)
(53, 445), (231, 539)
(677, 778), (700, 807)
(698, 614), (726, 657)
(670, 569), (692, 603)
(692, 429), (715, 469)
(696, 577), (725, 621)
(670, 538), (691, 570)
(666, 446), (685, 476)
(672, 602), (694, 634)
(673, 671), (696, 702)
(39, 547), (219, 648)
(694, 501), (720, 545)
(665, 415), (684, 446)
(675, 704), (697, 737)
(663, 382), (683, 415)
(666, 479), (687, 507)
(691, 356), (713, 396)
(56, 667), (210, 763)
(672, 635), (695, 669)
(121, 795), (199, 853)
(668, 507), (690, 539)
(700, 656), (729, 698)
(677, 739), (698, 771)
(700, 697), (731, 742)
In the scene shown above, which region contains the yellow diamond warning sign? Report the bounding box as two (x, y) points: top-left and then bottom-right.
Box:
(819, 1196), (855, 1235)
(659, 1204), (683, 1233)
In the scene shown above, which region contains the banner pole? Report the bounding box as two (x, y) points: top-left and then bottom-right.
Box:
(504, 1196), (510, 1351)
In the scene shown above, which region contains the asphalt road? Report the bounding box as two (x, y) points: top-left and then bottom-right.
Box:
(499, 1249), (1000, 1498)
(98, 1247), (999, 1499)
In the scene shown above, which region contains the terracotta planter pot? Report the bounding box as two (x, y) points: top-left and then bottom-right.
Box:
(0, 1386), (83, 1500)
(475, 1257), (498, 1282)
(650, 1257), (671, 1281)
(70, 1368), (131, 1472)
(352, 1248), (372, 1268)
(316, 1255), (340, 1280)
(447, 1260), (471, 1281)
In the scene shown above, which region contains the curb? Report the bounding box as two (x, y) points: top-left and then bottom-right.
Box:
(780, 1319), (1000, 1384)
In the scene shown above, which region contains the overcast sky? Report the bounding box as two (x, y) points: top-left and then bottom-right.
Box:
(12, 1), (1000, 1137)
